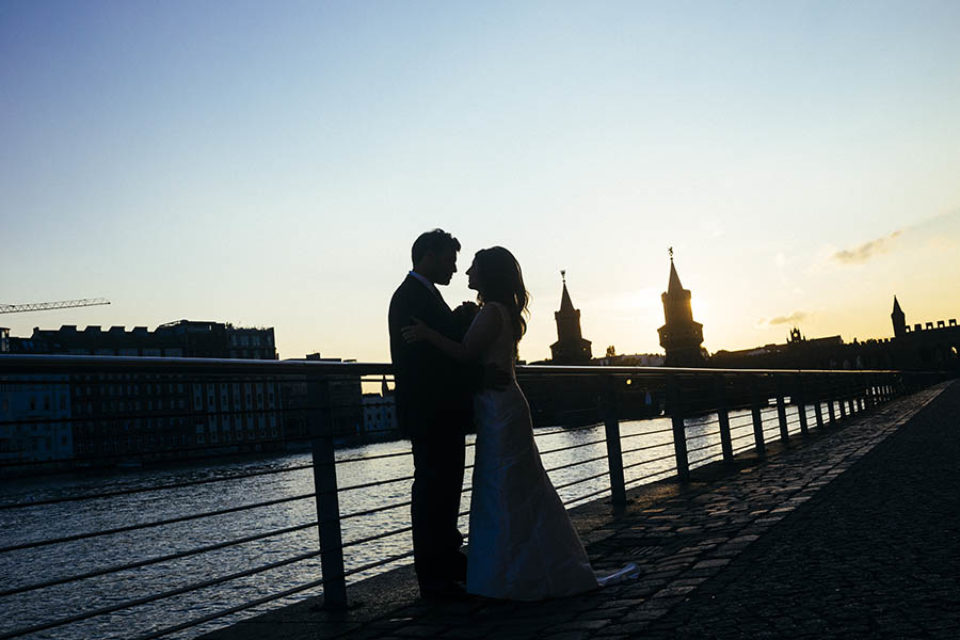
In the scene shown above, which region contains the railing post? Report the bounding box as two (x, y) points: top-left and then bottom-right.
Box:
(601, 377), (626, 506)
(841, 375), (854, 417)
(307, 373), (347, 610)
(865, 373), (876, 408)
(856, 374), (866, 412)
(813, 377), (824, 429)
(714, 374), (734, 463)
(847, 376), (858, 416)
(795, 374), (809, 436)
(667, 376), (690, 482)
(750, 375), (766, 459)
(775, 377), (789, 444)
(837, 375), (847, 421)
(826, 376), (837, 427)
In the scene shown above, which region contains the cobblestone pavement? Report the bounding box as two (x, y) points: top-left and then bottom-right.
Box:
(206, 382), (956, 640)
(642, 380), (960, 640)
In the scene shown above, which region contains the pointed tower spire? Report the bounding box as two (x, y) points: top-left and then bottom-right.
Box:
(667, 258), (684, 294)
(551, 270), (592, 363)
(559, 270), (575, 313)
(891, 295), (906, 338)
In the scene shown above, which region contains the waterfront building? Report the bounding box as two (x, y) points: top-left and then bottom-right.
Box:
(362, 381), (399, 439)
(280, 354), (363, 444)
(3, 321), (282, 469)
(884, 297), (959, 369)
(550, 271), (592, 364)
(657, 252), (706, 367)
(711, 328), (844, 369)
(228, 326), (278, 360)
(0, 374), (72, 463)
(17, 320), (277, 359)
(711, 298), (959, 371)
(600, 352), (666, 367)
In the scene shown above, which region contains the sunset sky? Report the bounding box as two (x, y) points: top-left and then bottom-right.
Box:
(3, 1), (959, 363)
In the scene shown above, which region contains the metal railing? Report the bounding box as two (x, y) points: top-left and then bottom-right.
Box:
(0, 353), (945, 639)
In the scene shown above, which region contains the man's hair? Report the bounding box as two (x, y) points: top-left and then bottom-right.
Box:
(411, 229), (460, 265)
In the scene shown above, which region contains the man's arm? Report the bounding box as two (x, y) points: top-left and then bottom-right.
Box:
(403, 305), (500, 363)
(450, 301), (479, 340)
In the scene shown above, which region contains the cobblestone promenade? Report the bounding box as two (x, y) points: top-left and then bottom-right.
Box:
(206, 380), (958, 640)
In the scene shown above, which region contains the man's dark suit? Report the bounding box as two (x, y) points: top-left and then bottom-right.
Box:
(388, 274), (474, 592)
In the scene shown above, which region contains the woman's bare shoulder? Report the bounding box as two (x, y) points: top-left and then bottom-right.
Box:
(472, 303), (504, 331)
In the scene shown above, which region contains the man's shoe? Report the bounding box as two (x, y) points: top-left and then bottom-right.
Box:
(420, 582), (470, 602)
(450, 550), (468, 583)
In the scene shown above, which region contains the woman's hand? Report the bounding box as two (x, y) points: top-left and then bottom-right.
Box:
(402, 317), (435, 344)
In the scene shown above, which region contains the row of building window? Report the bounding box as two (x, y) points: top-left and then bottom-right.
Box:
(76, 383), (185, 396)
(197, 429), (278, 444)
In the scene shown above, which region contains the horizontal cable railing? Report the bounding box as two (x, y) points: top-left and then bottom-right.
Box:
(0, 352), (945, 640)
(0, 462), (318, 510)
(621, 440), (674, 455)
(0, 519), (321, 599)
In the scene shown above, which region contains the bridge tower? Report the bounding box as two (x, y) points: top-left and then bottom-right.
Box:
(550, 270), (592, 364)
(658, 249), (705, 367)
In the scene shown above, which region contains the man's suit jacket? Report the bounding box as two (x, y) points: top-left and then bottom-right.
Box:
(388, 275), (475, 439)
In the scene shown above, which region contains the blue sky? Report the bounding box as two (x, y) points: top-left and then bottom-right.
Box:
(2, 1), (959, 361)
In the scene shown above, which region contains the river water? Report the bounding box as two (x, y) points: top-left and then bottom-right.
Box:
(0, 406), (801, 639)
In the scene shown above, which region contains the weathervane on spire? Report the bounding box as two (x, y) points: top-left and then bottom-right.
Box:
(668, 247), (674, 262)
(561, 269), (566, 284)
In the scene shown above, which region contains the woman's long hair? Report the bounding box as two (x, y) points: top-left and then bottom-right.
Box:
(473, 246), (530, 343)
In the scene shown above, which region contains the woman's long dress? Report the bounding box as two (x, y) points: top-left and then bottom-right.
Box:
(465, 302), (598, 601)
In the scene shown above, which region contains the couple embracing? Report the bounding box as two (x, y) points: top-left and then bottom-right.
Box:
(388, 229), (599, 602)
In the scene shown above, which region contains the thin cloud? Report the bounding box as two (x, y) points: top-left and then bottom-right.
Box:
(833, 230), (902, 264)
(757, 311), (809, 329)
(769, 311), (808, 326)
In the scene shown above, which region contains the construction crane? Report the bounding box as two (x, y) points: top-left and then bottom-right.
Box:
(0, 298), (111, 315)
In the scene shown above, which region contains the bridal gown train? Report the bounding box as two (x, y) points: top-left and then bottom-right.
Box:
(465, 302), (599, 601)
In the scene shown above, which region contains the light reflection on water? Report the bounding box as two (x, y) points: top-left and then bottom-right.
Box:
(0, 405), (809, 639)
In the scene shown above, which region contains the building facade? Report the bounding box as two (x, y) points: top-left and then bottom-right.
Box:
(279, 354), (363, 446)
(362, 378), (399, 440)
(3, 321), (281, 470)
(0, 374), (72, 464)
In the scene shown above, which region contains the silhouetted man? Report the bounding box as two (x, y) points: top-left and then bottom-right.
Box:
(388, 229), (478, 599)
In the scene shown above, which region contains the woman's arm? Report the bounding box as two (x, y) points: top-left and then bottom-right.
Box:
(403, 304), (502, 362)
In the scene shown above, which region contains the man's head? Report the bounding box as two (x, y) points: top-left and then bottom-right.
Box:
(411, 229), (460, 286)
